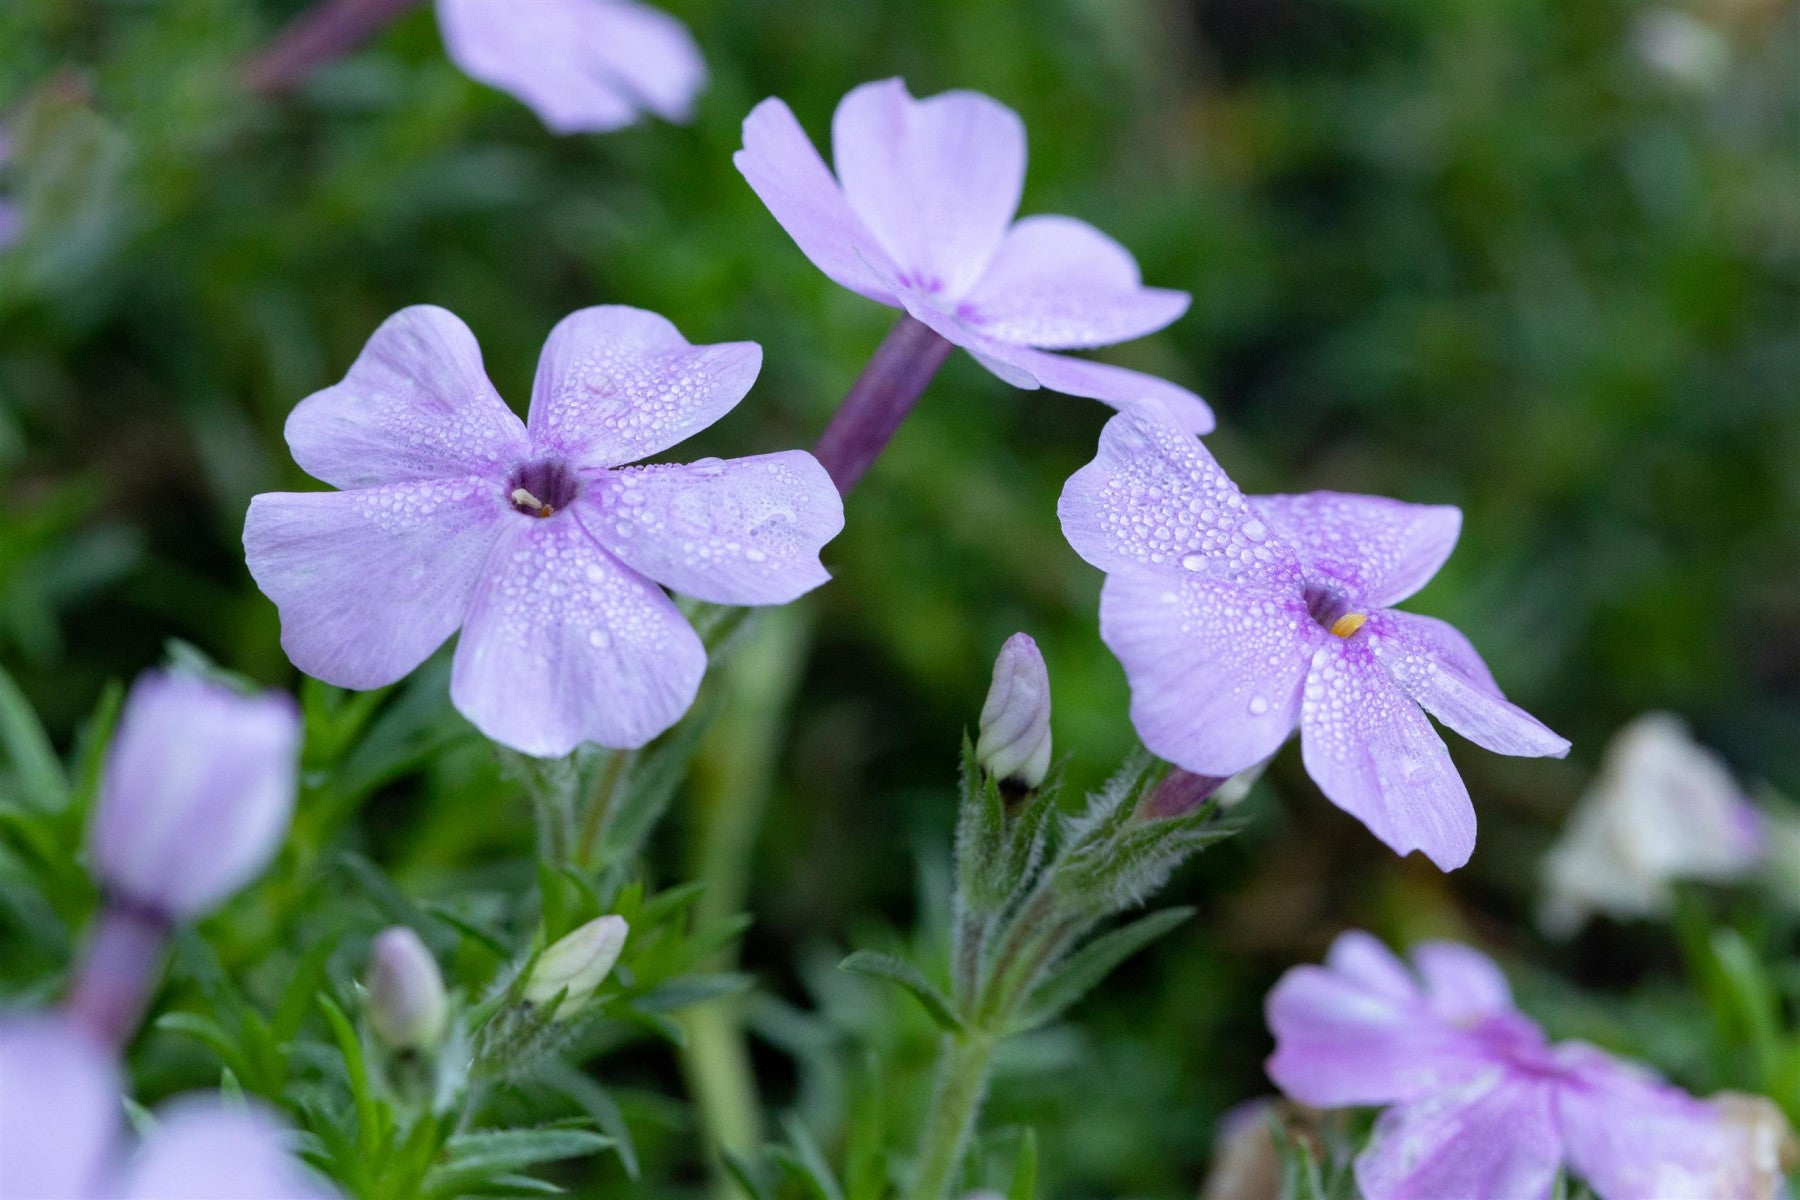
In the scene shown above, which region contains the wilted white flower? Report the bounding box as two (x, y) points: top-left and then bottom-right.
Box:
(88, 671), (301, 920)
(525, 915), (629, 1012)
(975, 633), (1051, 789)
(1542, 713), (1762, 936)
(366, 927), (448, 1052)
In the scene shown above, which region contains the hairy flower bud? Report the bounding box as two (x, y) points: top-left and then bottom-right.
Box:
(976, 633), (1051, 789)
(525, 915), (628, 1012)
(88, 671), (301, 920)
(366, 927), (448, 1052)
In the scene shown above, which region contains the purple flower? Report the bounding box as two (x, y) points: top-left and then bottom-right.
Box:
(244, 305), (843, 757)
(435, 0), (705, 134)
(734, 78), (1210, 433)
(89, 672), (301, 919)
(0, 1015), (333, 1199)
(0, 128), (18, 249)
(1058, 413), (1567, 869)
(976, 632), (1052, 789)
(1266, 932), (1767, 1200)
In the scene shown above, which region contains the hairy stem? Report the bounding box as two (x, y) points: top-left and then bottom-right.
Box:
(905, 1031), (1000, 1200)
(244, 0), (422, 94)
(572, 749), (635, 870)
(813, 314), (954, 494)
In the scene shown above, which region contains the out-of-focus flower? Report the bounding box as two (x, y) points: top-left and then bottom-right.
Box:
(0, 1015), (334, 1199)
(0, 129), (18, 248)
(525, 914), (629, 1012)
(1633, 9), (1731, 89)
(366, 927), (449, 1052)
(88, 672), (301, 919)
(1711, 1092), (1798, 1200)
(1266, 932), (1758, 1200)
(1058, 413), (1568, 869)
(1541, 713), (1763, 936)
(434, 0), (705, 134)
(735, 78), (1209, 432)
(244, 305), (843, 757)
(1198, 1099), (1283, 1200)
(975, 632), (1051, 789)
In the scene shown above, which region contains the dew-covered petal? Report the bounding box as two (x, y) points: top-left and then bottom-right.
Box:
(527, 306), (762, 469)
(1058, 412), (1299, 581)
(1368, 611), (1571, 759)
(1100, 567), (1317, 775)
(117, 1100), (335, 1199)
(581, 451), (843, 605)
(1265, 933), (1490, 1108)
(1354, 1072), (1563, 1200)
(734, 97), (900, 305)
(0, 1015), (118, 1200)
(1411, 941), (1515, 1025)
(1252, 492), (1461, 610)
(1299, 637), (1477, 870)
(831, 78), (1024, 301)
(436, 0), (706, 134)
(284, 306), (528, 492)
(957, 215), (1190, 349)
(450, 516), (704, 756)
(244, 478), (506, 690)
(1554, 1044), (1750, 1200)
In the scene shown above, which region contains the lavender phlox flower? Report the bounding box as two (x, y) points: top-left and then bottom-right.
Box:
(0, 1014), (334, 1199)
(1057, 412), (1568, 869)
(1542, 713), (1764, 936)
(89, 671), (301, 920)
(1266, 932), (1763, 1200)
(435, 0), (705, 134)
(244, 305), (843, 757)
(366, 927), (448, 1051)
(976, 632), (1052, 789)
(735, 78), (1209, 432)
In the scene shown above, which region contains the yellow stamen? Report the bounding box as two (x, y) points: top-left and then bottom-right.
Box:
(1330, 612), (1368, 639)
(511, 488), (554, 518)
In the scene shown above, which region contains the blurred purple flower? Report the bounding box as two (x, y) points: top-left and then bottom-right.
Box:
(1266, 932), (1769, 1200)
(435, 0), (705, 134)
(244, 305), (843, 757)
(0, 1015), (333, 1199)
(734, 78), (1209, 432)
(89, 672), (301, 919)
(0, 128), (18, 248)
(1058, 413), (1567, 869)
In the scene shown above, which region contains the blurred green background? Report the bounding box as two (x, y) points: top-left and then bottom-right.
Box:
(3, 0), (1799, 1194)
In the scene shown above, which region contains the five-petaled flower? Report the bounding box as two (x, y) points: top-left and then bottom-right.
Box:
(1058, 412), (1568, 869)
(244, 305), (844, 758)
(435, 0), (706, 135)
(1266, 932), (1774, 1200)
(735, 78), (1210, 433)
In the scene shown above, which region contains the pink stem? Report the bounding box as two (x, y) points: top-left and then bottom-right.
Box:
(64, 905), (170, 1050)
(244, 0), (424, 94)
(813, 314), (955, 495)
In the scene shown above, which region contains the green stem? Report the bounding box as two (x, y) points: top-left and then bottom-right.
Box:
(905, 1031), (1000, 1200)
(572, 749), (635, 870)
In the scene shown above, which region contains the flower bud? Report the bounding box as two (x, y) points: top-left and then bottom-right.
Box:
(975, 633), (1051, 789)
(365, 927), (447, 1052)
(525, 915), (628, 1012)
(88, 671), (301, 920)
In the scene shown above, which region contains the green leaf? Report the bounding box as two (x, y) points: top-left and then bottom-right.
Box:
(719, 1149), (775, 1200)
(633, 971), (756, 1013)
(1013, 907), (1194, 1032)
(839, 950), (963, 1032)
(773, 1114), (845, 1200)
(318, 993), (385, 1162)
(1008, 1126), (1037, 1200)
(424, 1127), (614, 1197)
(543, 1064), (640, 1181)
(0, 662), (66, 811)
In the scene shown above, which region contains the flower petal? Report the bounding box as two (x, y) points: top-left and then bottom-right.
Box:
(1299, 637), (1477, 870)
(0, 1016), (118, 1200)
(1555, 1045), (1750, 1200)
(580, 452), (843, 605)
(284, 306), (528, 491)
(1100, 567), (1317, 775)
(1265, 935), (1488, 1108)
(832, 78), (1024, 301)
(735, 97), (899, 304)
(436, 0), (706, 133)
(1057, 412), (1299, 581)
(117, 1099), (334, 1199)
(1369, 611), (1571, 759)
(244, 478), (505, 690)
(958, 215), (1190, 349)
(1411, 941), (1515, 1025)
(527, 306), (762, 469)
(1354, 1072), (1563, 1200)
(450, 516), (704, 756)
(1252, 492), (1461, 610)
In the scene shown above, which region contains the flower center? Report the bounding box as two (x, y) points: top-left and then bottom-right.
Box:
(1329, 613), (1367, 638)
(508, 459), (580, 518)
(1304, 585), (1367, 638)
